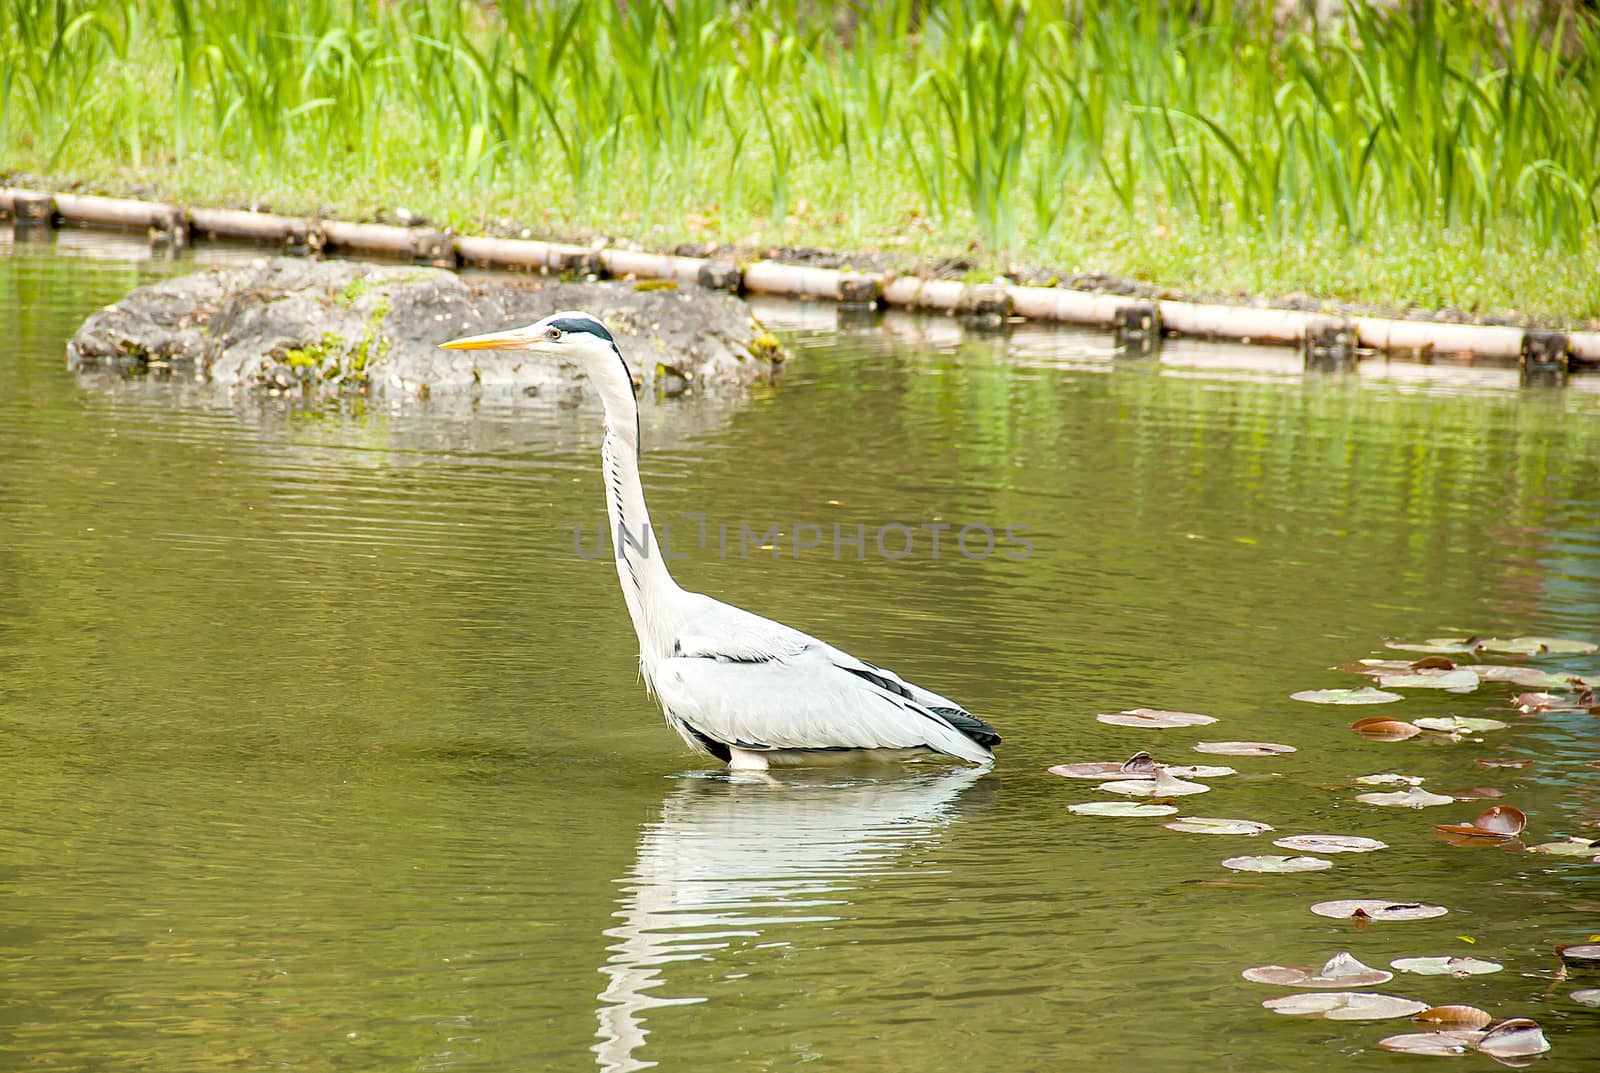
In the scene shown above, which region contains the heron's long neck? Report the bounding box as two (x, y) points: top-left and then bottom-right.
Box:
(592, 355), (682, 669)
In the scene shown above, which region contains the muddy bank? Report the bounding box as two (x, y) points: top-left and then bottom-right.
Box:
(66, 258), (784, 398)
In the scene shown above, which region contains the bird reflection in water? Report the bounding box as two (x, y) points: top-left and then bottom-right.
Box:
(593, 768), (989, 1071)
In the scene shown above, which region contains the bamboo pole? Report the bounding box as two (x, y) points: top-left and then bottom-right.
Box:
(320, 219), (417, 256)
(881, 278), (967, 310)
(188, 206), (303, 241)
(1008, 285), (1138, 326)
(50, 193), (173, 230)
(455, 234), (558, 269)
(1159, 301), (1308, 345)
(742, 262), (843, 300)
(599, 248), (705, 285)
(1572, 333), (1600, 363)
(1354, 317), (1524, 359)
(4, 185), (1594, 368)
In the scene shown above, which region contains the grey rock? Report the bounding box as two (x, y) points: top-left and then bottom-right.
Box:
(67, 258), (784, 397)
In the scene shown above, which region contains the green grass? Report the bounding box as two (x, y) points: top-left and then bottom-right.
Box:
(4, 0), (1599, 323)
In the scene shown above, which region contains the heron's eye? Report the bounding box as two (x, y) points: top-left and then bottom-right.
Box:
(545, 326), (563, 341)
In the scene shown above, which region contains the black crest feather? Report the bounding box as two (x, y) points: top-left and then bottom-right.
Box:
(549, 315), (614, 342)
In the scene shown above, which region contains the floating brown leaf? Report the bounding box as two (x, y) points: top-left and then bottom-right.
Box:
(1350, 717), (1423, 742)
(1473, 805), (1527, 835)
(1413, 1005), (1494, 1029)
(1435, 805), (1526, 841)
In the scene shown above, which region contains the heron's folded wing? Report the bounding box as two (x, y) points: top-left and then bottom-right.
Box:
(654, 644), (994, 763)
(671, 599), (818, 664)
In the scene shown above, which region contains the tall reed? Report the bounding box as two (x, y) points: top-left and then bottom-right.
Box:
(3, 0), (1597, 256)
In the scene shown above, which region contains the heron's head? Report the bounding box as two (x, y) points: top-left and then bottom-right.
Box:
(438, 310), (621, 365)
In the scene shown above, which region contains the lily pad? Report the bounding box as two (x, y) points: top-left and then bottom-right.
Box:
(1263, 991), (1429, 1020)
(1311, 899), (1449, 922)
(1475, 1018), (1551, 1057)
(1413, 716), (1509, 733)
(1049, 761), (1139, 779)
(1526, 837), (1600, 858)
(1476, 758), (1531, 770)
(1356, 772), (1425, 786)
(1444, 786), (1504, 802)
(1274, 834), (1388, 854)
(1193, 741), (1296, 757)
(1099, 770), (1210, 797)
(1555, 943), (1600, 969)
(1096, 708), (1218, 729)
(1482, 636), (1597, 656)
(1165, 817), (1273, 836)
(1048, 751), (1224, 780)
(1338, 658), (1429, 675)
(1385, 638), (1482, 655)
(1514, 689), (1597, 713)
(1412, 1005), (1494, 1030)
(1378, 669), (1480, 692)
(1048, 754), (1156, 780)
(1357, 787), (1455, 808)
(1350, 717), (1423, 741)
(1572, 989), (1600, 1007)
(1479, 666), (1578, 689)
(1293, 687), (1404, 705)
(1434, 805), (1526, 841)
(1223, 854), (1332, 873)
(1067, 801), (1180, 818)
(1242, 951), (1392, 988)
(1377, 1030), (1482, 1056)
(1391, 956), (1504, 977)
(1164, 764), (1237, 778)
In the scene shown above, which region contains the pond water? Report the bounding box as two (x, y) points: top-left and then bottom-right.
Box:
(3, 230), (1599, 1072)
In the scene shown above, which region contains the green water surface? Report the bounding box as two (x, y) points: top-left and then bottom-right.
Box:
(2, 231), (1599, 1072)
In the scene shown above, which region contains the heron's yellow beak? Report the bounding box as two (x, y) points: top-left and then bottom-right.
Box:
(438, 326), (539, 351)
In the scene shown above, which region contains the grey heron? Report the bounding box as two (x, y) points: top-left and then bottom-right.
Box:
(440, 311), (1000, 770)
